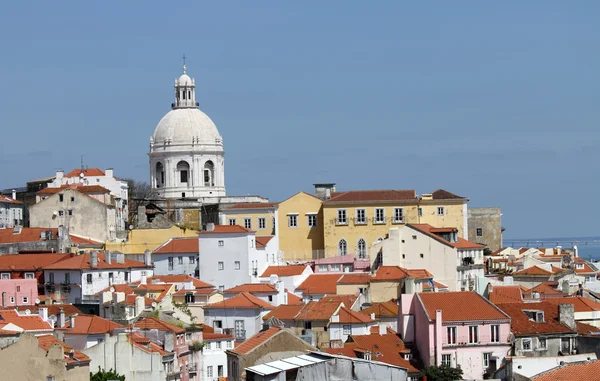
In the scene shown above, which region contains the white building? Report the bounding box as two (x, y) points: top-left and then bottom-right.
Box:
(370, 224), (485, 292)
(152, 237), (199, 277)
(328, 306), (378, 345)
(42, 251), (153, 304)
(202, 331), (235, 380)
(198, 225), (271, 291)
(149, 63), (225, 200)
(258, 265), (314, 294)
(0, 191), (24, 229)
(47, 168), (129, 232)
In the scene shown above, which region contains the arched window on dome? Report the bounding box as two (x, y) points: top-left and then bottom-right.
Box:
(204, 161), (214, 187)
(338, 239), (347, 256)
(357, 238), (367, 259)
(177, 161), (190, 184)
(155, 162), (165, 188)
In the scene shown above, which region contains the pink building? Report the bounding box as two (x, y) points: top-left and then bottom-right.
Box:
(0, 279), (38, 307)
(399, 291), (511, 379)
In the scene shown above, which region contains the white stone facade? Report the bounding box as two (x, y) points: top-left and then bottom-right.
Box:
(0, 193), (24, 229)
(149, 64), (226, 199)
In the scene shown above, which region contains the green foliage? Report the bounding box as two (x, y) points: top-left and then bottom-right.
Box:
(483, 247), (493, 256)
(420, 364), (464, 381)
(90, 367), (126, 381)
(190, 340), (205, 352)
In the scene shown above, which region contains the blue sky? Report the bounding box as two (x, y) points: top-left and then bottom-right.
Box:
(0, 2), (598, 238)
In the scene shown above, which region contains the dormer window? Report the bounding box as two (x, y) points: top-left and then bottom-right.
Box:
(524, 310), (544, 322)
(576, 263), (584, 269)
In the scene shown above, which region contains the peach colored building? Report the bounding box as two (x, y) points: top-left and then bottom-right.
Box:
(0, 279), (38, 307)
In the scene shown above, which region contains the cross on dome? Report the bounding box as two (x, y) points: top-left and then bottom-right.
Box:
(182, 53), (187, 74)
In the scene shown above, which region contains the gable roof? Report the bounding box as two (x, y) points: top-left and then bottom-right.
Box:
(37, 335), (91, 365)
(361, 301), (399, 318)
(295, 300), (342, 321)
(255, 236), (274, 248)
(230, 327), (282, 354)
(227, 202), (278, 210)
(495, 301), (576, 336)
(198, 225), (252, 235)
(431, 189), (466, 200)
(64, 168), (106, 178)
(134, 317), (185, 334)
(407, 224), (484, 249)
(526, 282), (562, 296)
(418, 291), (509, 322)
(320, 294), (359, 309)
(62, 314), (123, 334)
(286, 292), (302, 305)
(324, 190), (417, 204)
(148, 274), (213, 289)
(223, 283), (277, 294)
(544, 297), (600, 313)
(37, 184), (110, 195)
(488, 285), (524, 304)
(0, 310), (53, 332)
(296, 274), (342, 295)
(337, 273), (370, 285)
(261, 265), (308, 277)
(262, 304), (305, 321)
(204, 292), (275, 310)
(514, 265), (563, 276)
(334, 306), (375, 324)
(44, 252), (150, 270)
(532, 359), (600, 381)
(153, 237), (198, 254)
(0, 195), (22, 205)
(371, 266), (432, 282)
(0, 253), (71, 271)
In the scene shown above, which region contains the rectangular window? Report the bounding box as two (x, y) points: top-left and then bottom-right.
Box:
(418, 207), (423, 217)
(16, 286), (20, 292)
(522, 338), (532, 351)
(218, 240), (224, 247)
(22, 296), (28, 304)
(343, 325), (351, 335)
(258, 217), (266, 229)
(437, 207), (445, 216)
(318, 264), (328, 272)
(490, 325), (500, 343)
(49, 273), (54, 284)
(235, 261), (240, 270)
(227, 340), (232, 348)
(180, 170), (188, 183)
(483, 352), (491, 368)
(59, 194), (64, 202)
(468, 326), (479, 344)
(189, 256), (195, 264)
(178, 256), (183, 265)
(207, 366), (213, 378)
(68, 210), (73, 216)
(218, 365), (223, 377)
(216, 341), (221, 349)
(476, 228), (483, 237)
(374, 208), (385, 223)
(168, 257), (174, 270)
(355, 208), (366, 224)
(70, 196), (75, 202)
(64, 273), (70, 284)
(272, 217), (276, 232)
(447, 326), (457, 345)
(228, 218), (236, 226)
(307, 214), (317, 227)
(330, 264), (340, 272)
(244, 217), (251, 229)
(58, 210), (64, 217)
(337, 209), (347, 225)
(9, 296), (14, 304)
(538, 337), (547, 349)
(25, 273), (34, 279)
(218, 262), (224, 270)
(1, 273), (9, 280)
(441, 354), (451, 367)
(288, 214), (298, 227)
(393, 207), (404, 223)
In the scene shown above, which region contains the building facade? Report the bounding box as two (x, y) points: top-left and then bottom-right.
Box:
(152, 237), (199, 277)
(0, 192), (24, 229)
(277, 192), (325, 261)
(467, 207), (503, 252)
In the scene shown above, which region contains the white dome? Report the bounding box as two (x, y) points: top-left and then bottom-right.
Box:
(176, 73), (193, 86)
(152, 108), (221, 144)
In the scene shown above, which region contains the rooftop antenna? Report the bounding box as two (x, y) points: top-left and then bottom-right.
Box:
(182, 54), (187, 74)
(80, 155), (85, 176)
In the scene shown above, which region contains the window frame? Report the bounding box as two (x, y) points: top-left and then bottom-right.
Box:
(243, 217), (252, 229)
(437, 206), (445, 216)
(355, 208), (366, 224)
(306, 213), (318, 228)
(338, 239), (348, 256)
(287, 214), (298, 228)
(258, 217), (266, 229)
(490, 324), (500, 343)
(218, 240), (224, 247)
(357, 238), (367, 259)
(522, 338), (532, 351)
(417, 207), (423, 217)
(441, 354), (451, 367)
(24, 272), (35, 279)
(228, 218), (236, 226)
(374, 208), (385, 224)
(393, 207), (404, 223)
(234, 261), (241, 270)
(86, 274), (93, 284)
(447, 326), (457, 345)
(342, 325), (352, 335)
(337, 209), (347, 225)
(538, 337), (547, 350)
(468, 325), (479, 344)
(483, 352), (491, 368)
(476, 227), (483, 237)
(218, 262), (224, 270)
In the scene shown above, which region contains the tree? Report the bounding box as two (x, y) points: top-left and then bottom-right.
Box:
(122, 178), (159, 226)
(420, 364), (463, 381)
(90, 367), (125, 381)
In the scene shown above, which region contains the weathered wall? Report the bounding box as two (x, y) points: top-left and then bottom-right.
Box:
(277, 192), (324, 261)
(468, 207), (502, 251)
(0, 240), (60, 255)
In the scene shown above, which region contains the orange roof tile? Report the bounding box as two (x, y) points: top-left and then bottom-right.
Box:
(286, 292), (302, 305)
(153, 237), (198, 254)
(262, 304), (305, 321)
(224, 283), (277, 294)
(344, 333), (421, 373)
(204, 292), (274, 310)
(96, 283), (135, 295)
(129, 332), (171, 356)
(532, 359), (600, 381)
(0, 195), (23, 205)
(371, 266), (432, 282)
(133, 283), (173, 302)
(526, 282), (562, 296)
(230, 327), (282, 354)
(44, 252), (150, 270)
(16, 304), (82, 317)
(63, 314), (123, 334)
(69, 235), (103, 245)
(198, 225), (252, 234)
(255, 236), (273, 248)
(335, 306), (375, 324)
(0, 310), (53, 332)
(431, 189), (466, 200)
(64, 168), (106, 178)
(418, 291), (509, 322)
(495, 301), (576, 335)
(337, 273), (370, 285)
(514, 265), (563, 276)
(488, 285), (523, 304)
(361, 301), (398, 318)
(37, 184), (110, 195)
(577, 322), (600, 335)
(37, 335), (90, 364)
(0, 228), (61, 244)
(203, 332), (234, 341)
(134, 317), (185, 334)
(408, 224), (484, 249)
(227, 202), (278, 209)
(0, 253), (71, 271)
(148, 274), (213, 289)
(422, 280), (449, 290)
(261, 265), (309, 277)
(325, 190), (417, 204)
(295, 300), (342, 321)
(544, 297), (600, 313)
(320, 294), (359, 309)
(296, 274), (342, 295)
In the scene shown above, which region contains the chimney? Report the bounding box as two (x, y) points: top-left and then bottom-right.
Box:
(90, 252), (98, 268)
(314, 183), (336, 200)
(135, 296), (145, 316)
(57, 308), (66, 328)
(101, 291), (112, 305)
(56, 170), (64, 181)
(184, 280), (194, 290)
(557, 246), (562, 256)
(269, 274), (279, 285)
(11, 189), (16, 200)
(116, 253), (125, 264)
(53, 289), (62, 302)
(70, 314), (77, 329)
(574, 245), (579, 258)
(275, 281), (285, 306)
(105, 168), (114, 178)
(370, 313), (376, 320)
(106, 252), (112, 264)
(559, 303), (576, 330)
(206, 223), (215, 232)
(144, 250), (151, 266)
(113, 292), (125, 304)
(141, 274), (147, 285)
(38, 307), (48, 322)
(379, 323), (387, 335)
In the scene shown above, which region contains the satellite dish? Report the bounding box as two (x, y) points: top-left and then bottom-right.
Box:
(35, 298), (40, 305)
(80, 172), (84, 178)
(129, 225), (134, 230)
(49, 315), (57, 322)
(109, 287), (115, 293)
(24, 309), (31, 315)
(152, 302), (157, 308)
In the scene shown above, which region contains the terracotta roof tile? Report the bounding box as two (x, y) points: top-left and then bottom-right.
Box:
(0, 228), (59, 244)
(418, 291), (509, 322)
(431, 189), (465, 200)
(37, 335), (90, 364)
(0, 253), (71, 271)
(576, 322), (600, 335)
(63, 314), (123, 334)
(0, 310), (53, 332)
(255, 236), (273, 248)
(261, 265), (309, 277)
(203, 332), (234, 341)
(16, 304), (82, 317)
(371, 266), (432, 282)
(325, 190), (417, 204)
(0, 195), (23, 205)
(526, 282), (562, 296)
(422, 281), (449, 290)
(231, 327), (282, 354)
(44, 252), (150, 270)
(198, 225), (252, 234)
(134, 317), (185, 334)
(37, 184), (110, 195)
(286, 292), (302, 305)
(335, 306), (375, 324)
(495, 301), (576, 335)
(408, 224), (485, 249)
(262, 304), (305, 321)
(133, 283), (173, 303)
(320, 294), (359, 309)
(69, 235), (103, 245)
(153, 237), (198, 254)
(532, 359), (600, 381)
(337, 273), (370, 285)
(488, 285), (524, 304)
(514, 265), (563, 276)
(204, 292), (274, 310)
(227, 202), (278, 209)
(148, 275), (213, 289)
(544, 297), (600, 313)
(64, 168), (106, 178)
(223, 283), (277, 294)
(129, 332), (171, 356)
(295, 300), (342, 321)
(296, 274), (342, 295)
(361, 301), (398, 318)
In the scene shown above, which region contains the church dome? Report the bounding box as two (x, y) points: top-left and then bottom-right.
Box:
(152, 108), (221, 145)
(176, 73), (193, 86)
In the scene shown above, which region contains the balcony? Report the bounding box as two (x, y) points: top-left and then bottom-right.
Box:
(188, 364), (197, 374)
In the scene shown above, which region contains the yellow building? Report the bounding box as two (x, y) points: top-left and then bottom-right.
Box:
(220, 203), (278, 236)
(105, 225), (198, 255)
(322, 188), (468, 258)
(277, 192), (324, 261)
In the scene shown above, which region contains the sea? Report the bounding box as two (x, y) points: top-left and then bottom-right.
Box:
(503, 236), (600, 262)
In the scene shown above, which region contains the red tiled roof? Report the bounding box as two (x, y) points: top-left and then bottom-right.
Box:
(96, 283), (135, 295)
(320, 294), (359, 309)
(371, 266), (432, 282)
(223, 283), (277, 294)
(62, 314), (123, 334)
(532, 359), (600, 381)
(69, 235), (103, 245)
(577, 322), (600, 336)
(422, 280), (449, 290)
(0, 228), (57, 244)
(134, 283), (173, 302)
(337, 273), (370, 285)
(134, 317), (185, 334)
(418, 291), (509, 322)
(0, 195), (22, 205)
(495, 301), (576, 336)
(488, 285), (524, 304)
(431, 189), (466, 200)
(64, 168), (106, 178)
(295, 300), (342, 321)
(408, 224), (484, 249)
(544, 297), (600, 313)
(203, 332), (234, 341)
(37, 184), (110, 195)
(262, 304), (305, 321)
(296, 274), (342, 295)
(38, 335), (91, 364)
(261, 265), (308, 277)
(325, 190), (417, 204)
(44, 252), (150, 270)
(227, 202), (278, 209)
(16, 304), (82, 317)
(0, 253), (71, 271)
(255, 236), (273, 248)
(148, 274), (213, 289)
(0, 310), (53, 332)
(129, 332), (171, 356)
(526, 282), (561, 296)
(231, 327), (282, 354)
(361, 301), (398, 318)
(335, 306), (375, 324)
(153, 237), (198, 254)
(287, 292), (302, 305)
(198, 225), (252, 234)
(514, 265), (563, 276)
(204, 292), (274, 310)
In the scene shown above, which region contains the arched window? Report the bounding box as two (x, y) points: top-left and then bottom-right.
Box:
(155, 162), (165, 188)
(204, 160), (214, 187)
(338, 239), (347, 256)
(177, 161), (190, 184)
(357, 238), (367, 259)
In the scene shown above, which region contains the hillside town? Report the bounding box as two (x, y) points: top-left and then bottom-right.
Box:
(0, 63), (598, 381)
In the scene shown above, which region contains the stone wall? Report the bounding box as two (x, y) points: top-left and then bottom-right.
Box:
(468, 207), (502, 251)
